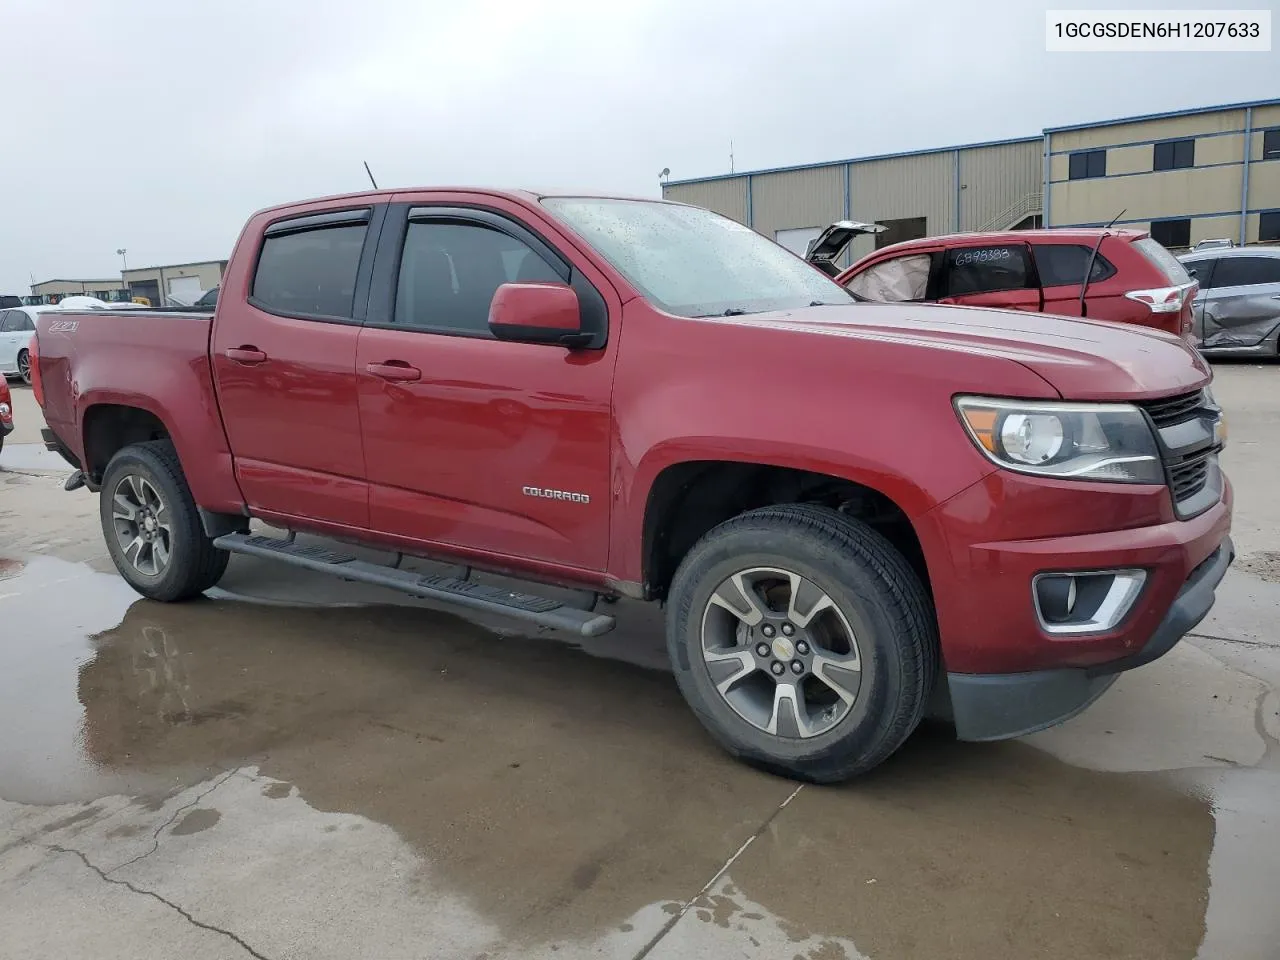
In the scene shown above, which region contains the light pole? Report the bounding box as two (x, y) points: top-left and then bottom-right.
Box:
(116, 248), (128, 272)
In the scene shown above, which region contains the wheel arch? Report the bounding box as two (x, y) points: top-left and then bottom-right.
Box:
(637, 457), (934, 602)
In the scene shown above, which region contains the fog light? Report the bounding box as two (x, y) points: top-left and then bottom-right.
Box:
(1033, 570), (1146, 635)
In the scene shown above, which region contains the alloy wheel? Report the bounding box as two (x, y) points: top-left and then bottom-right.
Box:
(700, 566), (862, 739)
(110, 474), (173, 576)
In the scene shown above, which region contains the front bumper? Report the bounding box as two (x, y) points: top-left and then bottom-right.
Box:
(947, 538), (1233, 741)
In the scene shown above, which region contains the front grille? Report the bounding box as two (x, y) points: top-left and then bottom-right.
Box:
(1138, 390), (1204, 428)
(1169, 453), (1211, 502)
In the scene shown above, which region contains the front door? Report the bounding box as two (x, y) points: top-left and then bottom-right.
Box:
(936, 242), (1044, 312)
(210, 206), (380, 529)
(1196, 255), (1280, 350)
(355, 204), (615, 571)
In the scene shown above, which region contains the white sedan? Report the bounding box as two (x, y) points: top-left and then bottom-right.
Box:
(0, 305), (54, 384)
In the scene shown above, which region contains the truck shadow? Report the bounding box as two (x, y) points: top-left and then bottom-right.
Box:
(74, 593), (1213, 959)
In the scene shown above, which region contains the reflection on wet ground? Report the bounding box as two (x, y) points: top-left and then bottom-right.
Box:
(2, 553), (1278, 959)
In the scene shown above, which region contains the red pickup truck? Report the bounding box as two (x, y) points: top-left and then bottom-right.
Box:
(32, 188), (1232, 782)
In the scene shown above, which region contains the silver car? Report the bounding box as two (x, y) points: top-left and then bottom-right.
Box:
(1179, 247), (1280, 358)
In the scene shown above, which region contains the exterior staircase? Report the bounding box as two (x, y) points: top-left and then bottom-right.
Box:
(977, 193), (1043, 232)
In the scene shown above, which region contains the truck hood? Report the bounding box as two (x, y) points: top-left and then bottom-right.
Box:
(723, 302), (1210, 400)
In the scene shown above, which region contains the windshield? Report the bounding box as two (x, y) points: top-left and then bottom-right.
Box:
(541, 197), (853, 317)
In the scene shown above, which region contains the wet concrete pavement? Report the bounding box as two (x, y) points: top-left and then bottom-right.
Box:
(2, 370), (1279, 959)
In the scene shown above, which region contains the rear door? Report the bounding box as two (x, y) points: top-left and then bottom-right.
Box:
(936, 241), (1043, 312)
(1181, 257), (1217, 344)
(1196, 255), (1280, 349)
(354, 199), (617, 570)
(210, 205), (384, 529)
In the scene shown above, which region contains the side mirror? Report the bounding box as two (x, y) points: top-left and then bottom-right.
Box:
(489, 282), (590, 347)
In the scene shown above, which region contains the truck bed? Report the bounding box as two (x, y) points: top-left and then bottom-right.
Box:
(35, 308), (243, 513)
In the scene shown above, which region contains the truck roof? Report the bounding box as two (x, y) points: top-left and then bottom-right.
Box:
(250, 187), (677, 221)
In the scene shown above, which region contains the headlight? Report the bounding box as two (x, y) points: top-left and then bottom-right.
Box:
(955, 396), (1164, 484)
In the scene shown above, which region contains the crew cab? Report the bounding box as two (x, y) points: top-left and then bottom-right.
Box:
(31, 189), (1232, 782)
(808, 226), (1198, 337)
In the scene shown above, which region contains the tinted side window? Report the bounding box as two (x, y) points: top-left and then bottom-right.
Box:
(1181, 258), (1215, 288)
(252, 224), (368, 318)
(1032, 244), (1116, 287)
(394, 221), (560, 335)
(944, 245), (1031, 296)
(19, 313), (35, 331)
(1211, 257), (1280, 288)
(0, 311), (15, 332)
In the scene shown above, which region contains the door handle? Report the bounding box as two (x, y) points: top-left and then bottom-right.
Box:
(226, 346), (267, 365)
(366, 360), (422, 383)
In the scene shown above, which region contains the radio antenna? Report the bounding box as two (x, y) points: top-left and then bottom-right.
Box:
(363, 161), (379, 190)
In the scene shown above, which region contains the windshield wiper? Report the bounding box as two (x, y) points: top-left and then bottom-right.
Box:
(720, 307), (747, 316)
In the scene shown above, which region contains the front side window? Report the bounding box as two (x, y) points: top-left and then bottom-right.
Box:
(1032, 244), (1116, 287)
(943, 245), (1031, 296)
(845, 254), (932, 302)
(394, 221), (561, 335)
(542, 198), (852, 318)
(252, 223), (367, 318)
(1211, 256), (1280, 289)
(0, 311), (18, 333)
(1180, 258), (1215, 288)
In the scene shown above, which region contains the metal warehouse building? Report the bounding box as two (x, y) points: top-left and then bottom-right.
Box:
(663, 98), (1280, 264)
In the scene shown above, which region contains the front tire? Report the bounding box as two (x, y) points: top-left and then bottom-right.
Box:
(666, 504), (937, 783)
(99, 440), (229, 601)
(16, 350), (31, 385)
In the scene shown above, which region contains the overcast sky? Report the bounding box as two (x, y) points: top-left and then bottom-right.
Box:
(1, 0), (1276, 292)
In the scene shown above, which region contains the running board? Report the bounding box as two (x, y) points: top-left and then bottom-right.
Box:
(212, 533), (616, 637)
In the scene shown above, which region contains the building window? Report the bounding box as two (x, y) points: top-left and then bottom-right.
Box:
(1263, 129), (1280, 160)
(1153, 138), (1195, 171)
(1259, 211), (1280, 242)
(1068, 149), (1106, 180)
(1149, 219), (1191, 249)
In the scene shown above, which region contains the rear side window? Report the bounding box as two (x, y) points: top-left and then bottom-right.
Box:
(252, 224), (368, 318)
(1210, 256), (1280, 289)
(1132, 237), (1192, 284)
(943, 245), (1031, 296)
(394, 221), (561, 335)
(1032, 244), (1116, 287)
(0, 311), (16, 332)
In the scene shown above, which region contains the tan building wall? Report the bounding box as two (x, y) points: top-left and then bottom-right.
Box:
(122, 261), (227, 302)
(957, 140), (1043, 232)
(1045, 103), (1280, 245)
(30, 279), (126, 297)
(662, 177), (749, 223)
(750, 165), (844, 242)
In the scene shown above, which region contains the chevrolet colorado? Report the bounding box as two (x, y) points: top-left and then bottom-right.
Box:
(32, 188), (1233, 781)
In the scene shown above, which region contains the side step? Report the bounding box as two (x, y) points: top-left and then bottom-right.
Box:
(212, 533), (617, 637)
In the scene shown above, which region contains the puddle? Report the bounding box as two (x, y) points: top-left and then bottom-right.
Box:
(0, 442), (67, 474)
(1, 553), (1277, 957)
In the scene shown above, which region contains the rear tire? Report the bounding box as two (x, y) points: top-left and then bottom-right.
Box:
(16, 350), (31, 386)
(666, 504), (937, 783)
(99, 440), (229, 601)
